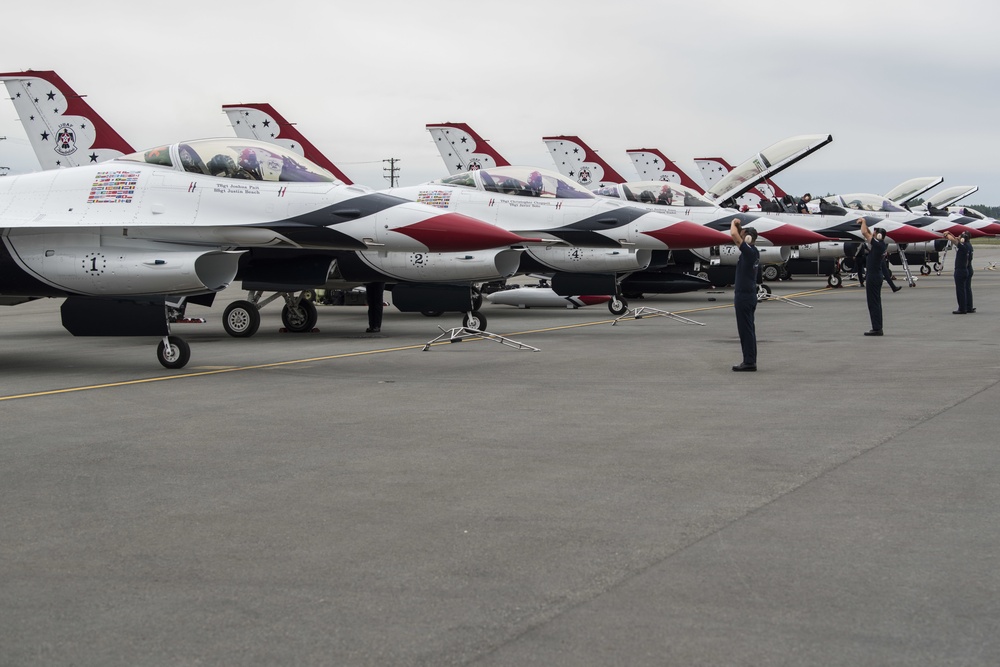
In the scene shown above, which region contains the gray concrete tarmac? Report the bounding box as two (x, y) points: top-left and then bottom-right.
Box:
(2, 248), (999, 666)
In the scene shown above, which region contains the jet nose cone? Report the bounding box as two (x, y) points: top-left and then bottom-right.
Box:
(752, 223), (831, 246)
(945, 223), (986, 238)
(641, 220), (732, 249)
(885, 225), (941, 243)
(392, 213), (533, 251)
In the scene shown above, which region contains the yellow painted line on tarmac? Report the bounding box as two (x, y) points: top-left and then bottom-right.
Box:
(1, 287), (842, 403)
(0, 343), (430, 402)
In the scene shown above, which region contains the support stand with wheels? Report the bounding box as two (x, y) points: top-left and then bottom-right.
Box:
(612, 306), (705, 326)
(422, 326), (540, 352)
(756, 284), (813, 308)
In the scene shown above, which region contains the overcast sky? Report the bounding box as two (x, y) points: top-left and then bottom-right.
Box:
(3, 0), (998, 203)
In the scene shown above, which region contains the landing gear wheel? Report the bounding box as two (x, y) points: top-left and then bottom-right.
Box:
(761, 264), (780, 281)
(920, 264), (931, 275)
(758, 284), (772, 296)
(827, 274), (843, 288)
(281, 299), (319, 332)
(223, 300), (261, 338)
(696, 271), (709, 281)
(608, 296), (629, 316)
(471, 287), (484, 311)
(463, 311), (487, 330)
(933, 262), (943, 273)
(421, 310), (444, 317)
(157, 336), (190, 369)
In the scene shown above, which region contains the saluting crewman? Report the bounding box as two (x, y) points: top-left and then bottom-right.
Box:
(730, 218), (760, 371)
(943, 230), (975, 314)
(859, 218), (888, 336)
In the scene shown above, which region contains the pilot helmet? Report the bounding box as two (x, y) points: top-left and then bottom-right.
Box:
(239, 148), (260, 170)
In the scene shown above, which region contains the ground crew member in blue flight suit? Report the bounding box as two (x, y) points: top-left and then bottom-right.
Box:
(859, 218), (887, 336)
(944, 230), (975, 314)
(730, 218), (760, 371)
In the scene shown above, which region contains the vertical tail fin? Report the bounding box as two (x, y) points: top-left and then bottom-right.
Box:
(542, 135), (626, 189)
(222, 103), (354, 184)
(425, 122), (510, 175)
(625, 148), (705, 193)
(0, 70), (133, 169)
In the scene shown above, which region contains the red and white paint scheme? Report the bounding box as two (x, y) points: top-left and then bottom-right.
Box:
(426, 122), (511, 175)
(222, 103), (354, 185)
(0, 76), (533, 368)
(0, 69), (134, 169)
(542, 134), (832, 248)
(626, 148), (707, 194)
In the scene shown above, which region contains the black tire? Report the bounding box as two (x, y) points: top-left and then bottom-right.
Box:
(157, 336), (190, 369)
(281, 299), (319, 332)
(223, 300), (261, 338)
(827, 274), (843, 288)
(421, 310), (444, 317)
(920, 264), (931, 275)
(761, 265), (780, 281)
(608, 296), (629, 316)
(933, 262), (943, 273)
(463, 311), (487, 330)
(471, 287), (484, 311)
(759, 284), (772, 295)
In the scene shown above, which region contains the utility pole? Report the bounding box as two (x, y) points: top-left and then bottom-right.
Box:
(383, 157), (401, 187)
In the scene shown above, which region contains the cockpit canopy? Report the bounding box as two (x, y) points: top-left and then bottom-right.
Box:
(594, 181), (715, 207)
(119, 139), (337, 183)
(925, 185), (979, 208)
(830, 193), (908, 213)
(705, 134), (833, 203)
(436, 166), (594, 199)
(884, 177), (943, 204)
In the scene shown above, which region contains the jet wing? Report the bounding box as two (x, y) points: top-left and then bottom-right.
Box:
(925, 185), (979, 208)
(704, 134), (833, 204)
(884, 177), (943, 204)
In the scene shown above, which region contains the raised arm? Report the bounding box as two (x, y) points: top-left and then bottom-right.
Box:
(729, 218), (743, 245)
(858, 217), (873, 242)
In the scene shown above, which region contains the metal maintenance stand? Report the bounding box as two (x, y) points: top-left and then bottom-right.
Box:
(612, 306), (705, 326)
(896, 250), (917, 286)
(756, 285), (813, 308)
(422, 326), (539, 352)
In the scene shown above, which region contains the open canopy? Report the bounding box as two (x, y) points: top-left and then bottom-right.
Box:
(828, 193), (909, 213)
(705, 134), (833, 204)
(884, 177), (943, 204)
(925, 185), (979, 208)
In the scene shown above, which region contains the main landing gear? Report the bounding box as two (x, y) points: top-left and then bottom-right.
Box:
(222, 291), (318, 338)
